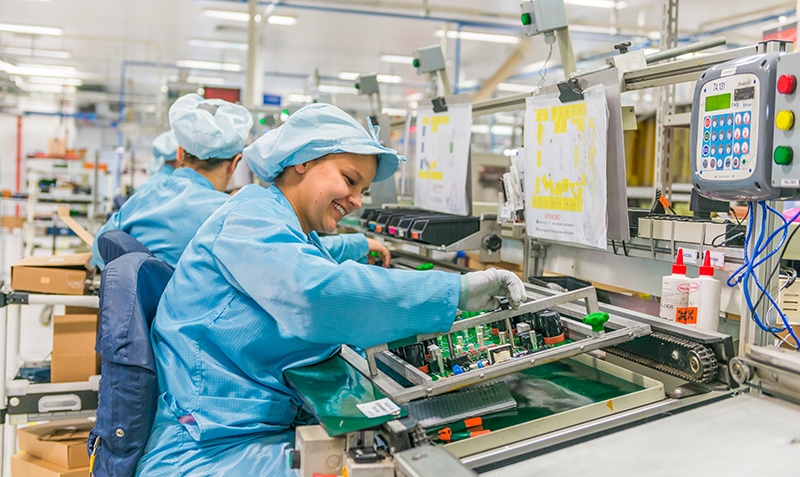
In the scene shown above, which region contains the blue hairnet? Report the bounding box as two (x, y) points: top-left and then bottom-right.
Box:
(243, 103), (403, 184)
(169, 94), (253, 160)
(148, 130), (178, 174)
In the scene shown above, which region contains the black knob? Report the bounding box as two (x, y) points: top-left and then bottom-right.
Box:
(614, 41), (632, 54)
(288, 450), (301, 469)
(483, 234), (502, 252)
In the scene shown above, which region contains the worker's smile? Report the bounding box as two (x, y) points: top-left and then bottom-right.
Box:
(332, 201), (347, 219)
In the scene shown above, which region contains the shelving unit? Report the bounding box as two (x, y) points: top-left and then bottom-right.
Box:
(24, 156), (112, 256)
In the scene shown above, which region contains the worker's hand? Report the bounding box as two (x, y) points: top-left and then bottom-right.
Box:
(366, 237), (391, 268)
(458, 269), (526, 311)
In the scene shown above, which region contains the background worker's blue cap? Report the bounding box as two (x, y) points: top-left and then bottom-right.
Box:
(148, 130), (178, 174)
(243, 103), (404, 184)
(169, 93), (253, 160)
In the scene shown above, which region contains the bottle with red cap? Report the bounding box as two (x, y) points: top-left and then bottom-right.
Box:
(659, 249), (691, 321)
(687, 250), (722, 331)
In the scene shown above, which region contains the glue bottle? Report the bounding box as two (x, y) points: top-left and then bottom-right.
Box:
(687, 250), (722, 331)
(659, 249), (690, 321)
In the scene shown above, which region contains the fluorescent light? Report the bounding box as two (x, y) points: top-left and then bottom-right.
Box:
(380, 54), (414, 64)
(405, 92), (424, 102)
(24, 83), (76, 93)
(287, 94), (312, 103)
(267, 15), (297, 26)
(435, 30), (520, 44)
(187, 39), (248, 51)
(497, 82), (534, 93)
(202, 9), (257, 22)
(340, 72), (403, 83)
(27, 76), (82, 86)
(318, 84), (359, 95)
(176, 60), (242, 72)
(564, 0), (627, 9)
(0, 23), (63, 36)
(377, 74), (402, 84)
(471, 124), (490, 134)
(382, 108), (408, 117)
(459, 79), (480, 89)
(7, 64), (79, 77)
(4, 47), (70, 59)
(186, 76), (226, 85)
(491, 125), (515, 136)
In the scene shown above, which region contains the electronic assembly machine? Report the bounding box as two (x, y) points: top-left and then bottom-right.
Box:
(285, 13), (800, 477)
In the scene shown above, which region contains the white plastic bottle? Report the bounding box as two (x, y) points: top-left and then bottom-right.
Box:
(687, 250), (722, 331)
(659, 249), (691, 321)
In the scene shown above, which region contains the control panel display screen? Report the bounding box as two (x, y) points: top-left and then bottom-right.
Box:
(705, 93), (731, 112)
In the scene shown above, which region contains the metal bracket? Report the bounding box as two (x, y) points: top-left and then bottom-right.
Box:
(1, 292), (29, 306)
(556, 78), (583, 103)
(431, 97), (447, 113)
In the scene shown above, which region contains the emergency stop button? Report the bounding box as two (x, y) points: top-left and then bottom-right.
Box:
(778, 74), (797, 95)
(775, 146), (793, 165)
(777, 110), (795, 130)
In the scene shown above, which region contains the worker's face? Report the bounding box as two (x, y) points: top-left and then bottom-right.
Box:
(295, 153), (377, 233)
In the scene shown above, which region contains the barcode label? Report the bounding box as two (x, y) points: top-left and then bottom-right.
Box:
(356, 398), (401, 418)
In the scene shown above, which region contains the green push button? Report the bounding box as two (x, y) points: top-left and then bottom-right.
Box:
(354, 83), (360, 90)
(521, 13), (532, 25)
(416, 262), (434, 271)
(775, 146), (793, 165)
(412, 58), (420, 68)
(583, 312), (609, 333)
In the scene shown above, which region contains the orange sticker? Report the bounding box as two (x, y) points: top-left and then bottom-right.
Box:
(675, 307), (698, 325)
(40, 276), (50, 284)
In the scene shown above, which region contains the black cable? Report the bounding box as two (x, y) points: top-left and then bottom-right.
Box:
(751, 223), (800, 347)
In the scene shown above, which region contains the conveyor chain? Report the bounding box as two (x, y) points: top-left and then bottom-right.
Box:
(606, 331), (718, 383)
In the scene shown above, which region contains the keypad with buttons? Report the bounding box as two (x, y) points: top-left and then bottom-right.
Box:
(701, 112), (752, 171)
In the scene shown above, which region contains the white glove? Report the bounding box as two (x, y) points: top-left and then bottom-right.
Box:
(458, 269), (527, 311)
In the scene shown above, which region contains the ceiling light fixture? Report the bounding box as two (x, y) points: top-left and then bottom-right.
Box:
(381, 108), (408, 117)
(497, 82), (534, 93)
(267, 15), (297, 25)
(435, 30), (520, 44)
(287, 94), (312, 103)
(27, 76), (82, 86)
(380, 54), (414, 64)
(186, 75), (226, 85)
(318, 84), (359, 95)
(337, 72), (360, 81)
(0, 23), (63, 36)
(187, 39), (248, 51)
(176, 60), (242, 72)
(202, 9), (260, 23)
(377, 74), (402, 84)
(4, 47), (70, 58)
(7, 63), (79, 77)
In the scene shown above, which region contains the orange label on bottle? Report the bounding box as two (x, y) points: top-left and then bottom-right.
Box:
(675, 307), (698, 325)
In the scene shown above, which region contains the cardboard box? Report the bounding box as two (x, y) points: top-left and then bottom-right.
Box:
(11, 453), (89, 477)
(17, 420), (93, 469)
(47, 138), (67, 157)
(51, 311), (100, 383)
(11, 253), (93, 295)
(2, 216), (26, 231)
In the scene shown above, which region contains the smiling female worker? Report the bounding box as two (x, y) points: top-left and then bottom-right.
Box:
(90, 93), (252, 269)
(135, 103), (526, 476)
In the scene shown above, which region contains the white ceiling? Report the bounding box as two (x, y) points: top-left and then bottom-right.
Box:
(0, 0), (796, 116)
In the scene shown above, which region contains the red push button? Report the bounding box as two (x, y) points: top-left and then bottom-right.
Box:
(778, 74), (797, 95)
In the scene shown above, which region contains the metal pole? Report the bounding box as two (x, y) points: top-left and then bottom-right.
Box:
(556, 27), (578, 77)
(5, 305), (20, 384)
(245, 0), (264, 109)
(645, 36), (727, 63)
(0, 305), (8, 474)
(653, 0), (679, 201)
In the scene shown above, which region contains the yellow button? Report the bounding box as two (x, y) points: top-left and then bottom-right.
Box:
(777, 110), (795, 130)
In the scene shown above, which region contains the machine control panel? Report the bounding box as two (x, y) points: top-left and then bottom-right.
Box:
(771, 53), (800, 190)
(697, 77), (758, 179)
(691, 52), (782, 201)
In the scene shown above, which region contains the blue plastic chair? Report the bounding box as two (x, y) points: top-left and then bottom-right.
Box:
(87, 252), (173, 477)
(97, 230), (151, 265)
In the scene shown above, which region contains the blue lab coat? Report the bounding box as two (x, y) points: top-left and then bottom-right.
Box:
(135, 184), (461, 476)
(138, 163), (174, 194)
(91, 168), (229, 269)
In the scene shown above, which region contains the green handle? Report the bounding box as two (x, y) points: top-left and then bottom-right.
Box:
(583, 312), (609, 332)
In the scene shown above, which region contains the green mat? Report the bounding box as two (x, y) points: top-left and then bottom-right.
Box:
(284, 354), (408, 436)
